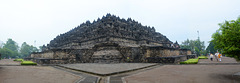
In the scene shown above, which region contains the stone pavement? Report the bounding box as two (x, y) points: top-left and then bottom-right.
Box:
(52, 66), (99, 83)
(1, 57), (239, 83)
(233, 72), (240, 78)
(58, 63), (156, 76)
(56, 63), (158, 83)
(0, 59), (21, 66)
(123, 56), (240, 83)
(198, 56), (239, 64)
(109, 64), (162, 83)
(124, 65), (240, 83)
(0, 59), (98, 83)
(0, 66), (81, 83)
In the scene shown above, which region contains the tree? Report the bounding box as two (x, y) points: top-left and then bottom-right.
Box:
(2, 39), (20, 58)
(206, 41), (217, 54)
(0, 41), (3, 48)
(39, 46), (43, 52)
(20, 42), (31, 57)
(20, 42), (39, 58)
(0, 39), (39, 58)
(211, 17), (240, 60)
(180, 39), (205, 56)
(180, 39), (195, 51)
(3, 39), (19, 52)
(0, 48), (14, 58)
(31, 45), (39, 52)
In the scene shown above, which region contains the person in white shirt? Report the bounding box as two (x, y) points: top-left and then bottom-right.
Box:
(210, 54), (213, 61)
(215, 52), (219, 61)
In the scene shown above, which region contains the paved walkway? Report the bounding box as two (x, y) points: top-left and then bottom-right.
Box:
(0, 59), (82, 83)
(198, 56), (238, 64)
(1, 57), (239, 83)
(0, 59), (20, 66)
(57, 63), (158, 83)
(59, 63), (156, 75)
(52, 66), (99, 83)
(0, 66), (81, 83)
(124, 65), (240, 83)
(109, 65), (162, 83)
(124, 56), (240, 83)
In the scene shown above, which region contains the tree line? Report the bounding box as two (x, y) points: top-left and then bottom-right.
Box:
(180, 38), (206, 56)
(0, 39), (40, 59)
(180, 38), (217, 57)
(180, 16), (240, 60)
(211, 17), (240, 60)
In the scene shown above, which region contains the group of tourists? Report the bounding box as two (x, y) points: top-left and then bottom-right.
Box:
(209, 52), (222, 62)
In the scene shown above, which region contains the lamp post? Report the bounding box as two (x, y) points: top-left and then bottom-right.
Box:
(197, 31), (199, 40)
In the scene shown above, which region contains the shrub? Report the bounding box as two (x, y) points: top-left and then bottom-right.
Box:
(198, 56), (208, 59)
(180, 59), (199, 64)
(14, 59), (24, 62)
(21, 61), (37, 65)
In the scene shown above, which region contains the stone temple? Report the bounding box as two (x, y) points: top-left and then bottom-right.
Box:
(30, 14), (192, 64)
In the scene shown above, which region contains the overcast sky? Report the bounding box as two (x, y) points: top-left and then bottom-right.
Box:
(0, 0), (239, 48)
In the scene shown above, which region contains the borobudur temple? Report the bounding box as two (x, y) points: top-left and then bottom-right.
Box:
(30, 14), (192, 64)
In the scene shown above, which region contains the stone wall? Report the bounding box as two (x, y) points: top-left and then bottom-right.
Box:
(187, 54), (197, 59)
(31, 44), (192, 64)
(146, 55), (188, 64)
(143, 46), (188, 58)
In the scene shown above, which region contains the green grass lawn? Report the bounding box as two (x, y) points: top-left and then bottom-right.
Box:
(14, 58), (37, 65)
(13, 59), (24, 62)
(21, 61), (37, 65)
(180, 58), (199, 64)
(198, 56), (208, 59)
(180, 56), (207, 64)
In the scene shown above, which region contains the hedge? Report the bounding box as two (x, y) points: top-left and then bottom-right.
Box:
(13, 59), (24, 62)
(198, 56), (208, 59)
(180, 59), (199, 64)
(21, 61), (37, 65)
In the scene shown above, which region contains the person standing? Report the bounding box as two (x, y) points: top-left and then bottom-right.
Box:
(218, 53), (222, 62)
(215, 52), (219, 61)
(210, 54), (213, 61)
